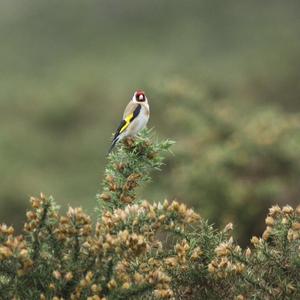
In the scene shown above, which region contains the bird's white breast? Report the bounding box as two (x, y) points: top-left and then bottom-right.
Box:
(127, 104), (149, 136)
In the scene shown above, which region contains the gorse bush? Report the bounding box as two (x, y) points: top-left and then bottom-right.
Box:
(0, 129), (299, 299)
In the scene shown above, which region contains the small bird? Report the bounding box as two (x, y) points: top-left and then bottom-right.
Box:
(108, 90), (150, 153)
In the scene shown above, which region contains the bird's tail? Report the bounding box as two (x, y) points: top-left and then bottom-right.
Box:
(108, 137), (119, 154)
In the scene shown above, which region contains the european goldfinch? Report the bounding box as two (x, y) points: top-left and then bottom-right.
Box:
(108, 90), (150, 153)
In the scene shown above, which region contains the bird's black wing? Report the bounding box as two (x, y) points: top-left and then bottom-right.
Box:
(108, 104), (141, 153)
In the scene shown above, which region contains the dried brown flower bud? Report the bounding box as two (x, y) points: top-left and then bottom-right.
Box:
(191, 247), (203, 260)
(245, 247), (251, 257)
(100, 193), (111, 201)
(287, 283), (296, 294)
(127, 173), (142, 182)
(30, 197), (41, 208)
(250, 236), (260, 246)
(85, 271), (94, 282)
(292, 222), (300, 231)
(116, 163), (126, 172)
(107, 279), (117, 290)
(122, 282), (131, 289)
(109, 183), (118, 192)
(120, 194), (133, 204)
(269, 205), (281, 216)
(224, 222), (233, 232)
(164, 257), (178, 267)
(235, 262), (245, 273)
(262, 227), (272, 240)
(163, 199), (169, 209)
(215, 243), (230, 256)
(0, 246), (13, 259)
(0, 224), (14, 235)
(153, 288), (173, 298)
(123, 136), (135, 148)
(7, 226), (14, 235)
(170, 201), (180, 211)
(53, 271), (61, 280)
(91, 284), (101, 293)
(132, 272), (144, 284)
(265, 216), (275, 226)
(208, 263), (216, 273)
(147, 152), (156, 159)
(105, 175), (114, 183)
(19, 249), (28, 258)
(287, 229), (299, 241)
(64, 272), (73, 281)
(26, 211), (36, 220)
(282, 205), (293, 215)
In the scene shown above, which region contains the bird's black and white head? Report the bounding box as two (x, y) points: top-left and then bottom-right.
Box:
(132, 90), (148, 104)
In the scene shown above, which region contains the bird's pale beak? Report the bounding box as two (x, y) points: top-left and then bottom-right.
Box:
(139, 94), (144, 100)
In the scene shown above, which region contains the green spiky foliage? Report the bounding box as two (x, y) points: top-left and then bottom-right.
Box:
(98, 129), (175, 213)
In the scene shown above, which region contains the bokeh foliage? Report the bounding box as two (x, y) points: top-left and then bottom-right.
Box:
(148, 80), (300, 242)
(1, 0), (300, 243)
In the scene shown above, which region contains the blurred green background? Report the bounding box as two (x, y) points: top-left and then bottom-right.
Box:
(1, 0), (300, 243)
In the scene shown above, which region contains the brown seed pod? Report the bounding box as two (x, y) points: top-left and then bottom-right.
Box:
(147, 152), (157, 159)
(123, 137), (135, 148)
(105, 175), (114, 183)
(120, 194), (133, 204)
(64, 272), (73, 281)
(116, 163), (126, 172)
(109, 183), (118, 192)
(100, 193), (111, 201)
(127, 173), (142, 181)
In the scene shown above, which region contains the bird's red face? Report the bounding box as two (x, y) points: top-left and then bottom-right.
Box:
(135, 90), (146, 102)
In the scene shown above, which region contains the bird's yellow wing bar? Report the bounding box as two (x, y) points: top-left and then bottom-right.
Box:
(109, 104), (142, 153)
(119, 113), (134, 134)
(112, 104), (142, 141)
